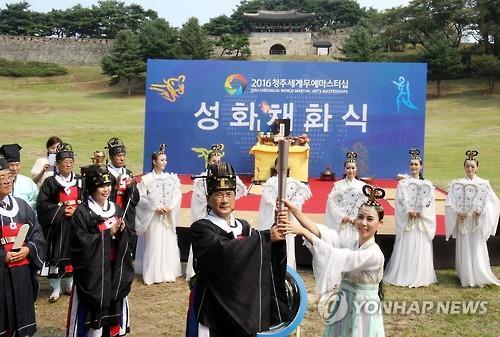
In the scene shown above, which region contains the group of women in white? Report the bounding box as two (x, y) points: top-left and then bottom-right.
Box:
(283, 148), (499, 337)
(132, 143), (499, 336)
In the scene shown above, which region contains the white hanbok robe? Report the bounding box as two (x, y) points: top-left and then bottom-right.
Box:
(258, 175), (311, 269)
(445, 175), (500, 287)
(186, 172), (248, 280)
(134, 171), (182, 284)
(12, 174), (38, 210)
(31, 156), (55, 188)
(307, 224), (385, 337)
(384, 178), (437, 287)
(324, 178), (366, 248)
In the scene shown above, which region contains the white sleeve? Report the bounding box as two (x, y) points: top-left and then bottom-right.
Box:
(419, 184), (437, 240)
(31, 157), (45, 178)
(445, 190), (458, 240)
(324, 187), (345, 230)
(394, 182), (408, 236)
(307, 226), (382, 295)
(169, 174), (183, 229)
(481, 182), (500, 239)
(135, 179), (154, 235)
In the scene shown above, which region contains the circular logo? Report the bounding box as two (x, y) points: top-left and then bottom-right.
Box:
(224, 74), (247, 96)
(317, 289), (349, 324)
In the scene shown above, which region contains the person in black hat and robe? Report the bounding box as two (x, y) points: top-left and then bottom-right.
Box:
(0, 155), (46, 337)
(37, 143), (83, 302)
(186, 161), (290, 337)
(105, 138), (139, 254)
(67, 164), (135, 337)
(0, 144), (38, 209)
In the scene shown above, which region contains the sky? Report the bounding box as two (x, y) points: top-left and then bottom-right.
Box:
(0, 0), (410, 28)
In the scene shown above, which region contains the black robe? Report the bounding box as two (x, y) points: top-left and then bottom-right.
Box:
(108, 167), (139, 254)
(70, 201), (136, 330)
(37, 173), (82, 277)
(189, 218), (289, 337)
(0, 196), (46, 337)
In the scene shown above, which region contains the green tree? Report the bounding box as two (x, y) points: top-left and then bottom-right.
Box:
(123, 4), (157, 33)
(419, 32), (464, 97)
(91, 0), (157, 38)
(471, 54), (500, 93)
(101, 30), (145, 96)
(341, 21), (383, 61)
(138, 18), (181, 60)
(374, 6), (414, 51)
(179, 17), (213, 59)
(473, 0), (500, 56)
(0, 1), (33, 35)
(216, 34), (251, 57)
(404, 0), (474, 47)
(63, 5), (98, 37)
(203, 15), (236, 36)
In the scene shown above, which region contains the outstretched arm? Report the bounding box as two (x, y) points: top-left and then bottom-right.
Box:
(282, 199), (321, 239)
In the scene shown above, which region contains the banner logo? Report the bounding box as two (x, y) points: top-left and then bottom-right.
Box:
(149, 75), (186, 103)
(224, 74), (247, 96)
(393, 76), (417, 112)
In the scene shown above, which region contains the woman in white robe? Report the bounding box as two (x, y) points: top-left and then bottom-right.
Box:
(186, 145), (248, 281)
(258, 174), (311, 269)
(135, 145), (182, 284)
(324, 152), (366, 248)
(384, 149), (437, 287)
(445, 150), (500, 287)
(284, 185), (386, 337)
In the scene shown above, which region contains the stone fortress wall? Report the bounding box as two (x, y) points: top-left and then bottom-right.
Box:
(0, 35), (113, 65)
(0, 28), (351, 65)
(248, 28), (352, 56)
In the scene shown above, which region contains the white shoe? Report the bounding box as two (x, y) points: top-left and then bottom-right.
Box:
(49, 289), (60, 303)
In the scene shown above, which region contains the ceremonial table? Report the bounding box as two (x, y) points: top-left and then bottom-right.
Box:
(249, 143), (309, 183)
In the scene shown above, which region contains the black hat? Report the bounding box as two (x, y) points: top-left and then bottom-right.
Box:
(0, 155), (9, 172)
(81, 164), (112, 191)
(206, 161), (237, 195)
(106, 137), (126, 156)
(0, 144), (22, 163)
(56, 143), (74, 161)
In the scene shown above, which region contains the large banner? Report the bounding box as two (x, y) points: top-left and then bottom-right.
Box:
(144, 60), (426, 178)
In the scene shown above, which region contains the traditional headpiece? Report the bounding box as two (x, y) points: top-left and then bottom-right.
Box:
(345, 151), (357, 164)
(0, 155), (9, 172)
(0, 144), (22, 163)
(205, 161), (237, 195)
(209, 144), (224, 158)
(56, 143), (74, 161)
(409, 148), (421, 161)
(105, 137), (126, 156)
(91, 150), (106, 164)
(362, 185), (386, 209)
(465, 150), (478, 162)
(81, 164), (112, 191)
(157, 144), (166, 155)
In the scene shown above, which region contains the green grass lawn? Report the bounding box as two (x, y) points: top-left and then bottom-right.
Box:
(1, 67), (499, 336)
(425, 78), (500, 193)
(0, 66), (145, 174)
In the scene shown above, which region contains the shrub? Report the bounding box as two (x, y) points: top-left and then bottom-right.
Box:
(0, 58), (68, 77)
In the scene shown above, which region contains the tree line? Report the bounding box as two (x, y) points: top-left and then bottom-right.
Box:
(340, 0), (499, 96)
(1, 0), (497, 96)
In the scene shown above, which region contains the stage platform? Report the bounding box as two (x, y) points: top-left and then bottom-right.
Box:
(173, 175), (499, 269)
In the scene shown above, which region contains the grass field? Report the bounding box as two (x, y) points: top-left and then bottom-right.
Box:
(1, 66), (499, 336)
